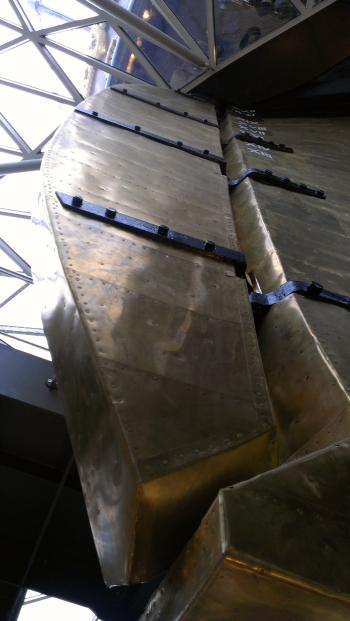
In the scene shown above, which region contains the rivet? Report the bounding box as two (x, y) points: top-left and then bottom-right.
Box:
(72, 195), (83, 207)
(204, 240), (215, 252)
(105, 207), (116, 219)
(158, 224), (169, 237)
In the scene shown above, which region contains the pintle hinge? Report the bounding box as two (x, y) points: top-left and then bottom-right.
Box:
(228, 168), (326, 199)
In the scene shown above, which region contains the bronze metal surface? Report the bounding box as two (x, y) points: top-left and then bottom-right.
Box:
(224, 113), (350, 461)
(35, 85), (275, 585)
(141, 440), (350, 621)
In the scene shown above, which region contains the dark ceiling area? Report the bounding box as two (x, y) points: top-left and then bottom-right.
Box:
(193, 0), (350, 110)
(0, 345), (160, 621)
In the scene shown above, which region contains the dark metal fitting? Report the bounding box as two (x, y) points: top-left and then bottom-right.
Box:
(308, 281), (323, 296)
(282, 177), (290, 185)
(122, 88), (128, 94)
(183, 111), (189, 116)
(72, 195), (83, 207)
(158, 224), (169, 237)
(203, 149), (210, 155)
(46, 378), (57, 390)
(156, 102), (161, 107)
(92, 110), (99, 117)
(316, 190), (326, 198)
(203, 119), (208, 124)
(134, 125), (141, 131)
(105, 207), (116, 219)
(265, 169), (273, 175)
(177, 141), (183, 146)
(204, 240), (216, 252)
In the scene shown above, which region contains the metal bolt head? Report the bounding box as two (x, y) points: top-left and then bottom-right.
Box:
(135, 125), (141, 131)
(92, 110), (99, 117)
(203, 119), (208, 124)
(177, 141), (183, 146)
(122, 88), (128, 94)
(72, 195), (83, 207)
(183, 111), (189, 117)
(158, 224), (169, 237)
(203, 149), (210, 155)
(46, 378), (58, 390)
(156, 102), (161, 107)
(308, 281), (323, 296)
(105, 207), (116, 219)
(204, 240), (215, 252)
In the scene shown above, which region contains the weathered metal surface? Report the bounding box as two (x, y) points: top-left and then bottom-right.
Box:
(224, 113), (350, 461)
(35, 84), (275, 585)
(141, 440), (350, 621)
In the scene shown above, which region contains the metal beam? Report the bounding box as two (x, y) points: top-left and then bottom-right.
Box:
(111, 24), (170, 88)
(0, 34), (26, 53)
(0, 237), (31, 276)
(85, 0), (207, 67)
(0, 113), (30, 154)
(0, 208), (31, 219)
(0, 282), (30, 310)
(0, 267), (32, 284)
(0, 17), (23, 34)
(0, 77), (75, 106)
(205, 0), (216, 69)
(150, 0), (209, 64)
(0, 325), (44, 336)
(0, 158), (42, 175)
(44, 38), (149, 86)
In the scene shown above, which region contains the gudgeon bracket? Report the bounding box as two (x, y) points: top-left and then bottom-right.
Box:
(228, 168), (326, 199)
(75, 107), (226, 174)
(110, 87), (219, 128)
(56, 192), (247, 275)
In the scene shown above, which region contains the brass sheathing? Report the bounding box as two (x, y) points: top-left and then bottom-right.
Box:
(35, 86), (276, 585)
(141, 440), (350, 621)
(223, 114), (350, 461)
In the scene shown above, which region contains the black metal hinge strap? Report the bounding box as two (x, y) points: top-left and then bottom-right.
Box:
(228, 168), (326, 199)
(56, 192), (246, 274)
(110, 87), (219, 128)
(234, 132), (294, 153)
(75, 108), (226, 174)
(250, 280), (350, 311)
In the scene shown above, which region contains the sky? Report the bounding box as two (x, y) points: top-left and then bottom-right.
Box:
(18, 591), (98, 621)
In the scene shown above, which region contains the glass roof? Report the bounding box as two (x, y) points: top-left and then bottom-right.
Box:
(0, 0), (336, 360)
(18, 589), (99, 620)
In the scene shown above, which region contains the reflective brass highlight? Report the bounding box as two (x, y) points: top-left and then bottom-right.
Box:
(141, 440), (350, 621)
(225, 114), (350, 461)
(36, 85), (275, 585)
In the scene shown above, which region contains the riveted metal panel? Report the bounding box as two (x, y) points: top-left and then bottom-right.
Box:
(225, 113), (350, 460)
(35, 86), (275, 585)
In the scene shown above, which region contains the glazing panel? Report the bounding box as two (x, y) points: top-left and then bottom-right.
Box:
(214, 0), (299, 63)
